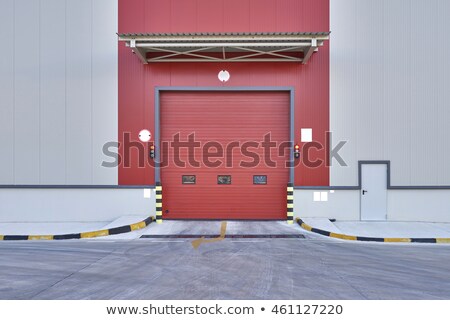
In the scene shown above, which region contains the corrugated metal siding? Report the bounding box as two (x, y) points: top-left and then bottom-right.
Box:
(0, 0), (15, 184)
(382, 0), (412, 186)
(40, 0), (67, 184)
(118, 0), (330, 187)
(0, 0), (118, 185)
(160, 91), (290, 219)
(330, 0), (450, 186)
(410, 0), (450, 186)
(119, 0), (329, 34)
(92, 0), (119, 184)
(66, 0), (93, 184)
(14, 0), (40, 184)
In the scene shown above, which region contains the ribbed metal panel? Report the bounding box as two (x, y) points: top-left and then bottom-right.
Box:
(14, 0), (40, 184)
(172, 0), (197, 33)
(0, 0), (118, 185)
(66, 0), (93, 184)
(160, 91), (290, 219)
(40, 0), (67, 184)
(330, 0), (450, 186)
(92, 0), (119, 185)
(118, 42), (146, 185)
(382, 0), (412, 186)
(410, 0), (450, 186)
(119, 0), (330, 187)
(0, 0), (15, 184)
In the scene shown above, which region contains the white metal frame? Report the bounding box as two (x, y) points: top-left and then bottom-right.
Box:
(119, 32), (330, 64)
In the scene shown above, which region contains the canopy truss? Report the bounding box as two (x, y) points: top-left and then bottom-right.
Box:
(118, 32), (330, 64)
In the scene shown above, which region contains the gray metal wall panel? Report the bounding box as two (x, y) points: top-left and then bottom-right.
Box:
(14, 0), (40, 184)
(410, 1), (438, 185)
(0, 0), (15, 184)
(40, 0), (67, 184)
(65, 0), (93, 184)
(382, 0), (412, 186)
(435, 1), (450, 186)
(0, 0), (118, 186)
(329, 0), (358, 183)
(410, 0), (450, 186)
(354, 0), (384, 162)
(330, 0), (450, 186)
(92, 0), (118, 184)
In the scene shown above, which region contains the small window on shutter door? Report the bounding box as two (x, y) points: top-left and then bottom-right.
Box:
(253, 175), (267, 185)
(182, 175), (196, 184)
(218, 175), (231, 185)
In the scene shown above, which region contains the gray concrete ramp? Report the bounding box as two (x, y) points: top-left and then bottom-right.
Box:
(141, 220), (303, 237)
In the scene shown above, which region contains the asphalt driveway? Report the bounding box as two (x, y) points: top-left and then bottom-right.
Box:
(1, 224), (449, 300)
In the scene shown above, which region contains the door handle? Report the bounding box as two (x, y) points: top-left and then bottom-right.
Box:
(362, 190), (368, 195)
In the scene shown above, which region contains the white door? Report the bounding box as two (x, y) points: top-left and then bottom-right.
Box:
(360, 164), (387, 221)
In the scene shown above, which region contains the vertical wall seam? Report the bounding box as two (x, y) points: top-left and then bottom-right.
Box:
(354, 0), (358, 166)
(408, 0), (412, 185)
(141, 2), (145, 185)
(196, 0), (199, 32)
(115, 0), (120, 185)
(274, 0), (278, 31)
(64, 0), (68, 184)
(141, 0), (146, 183)
(382, 0), (385, 161)
(12, 0), (15, 184)
(354, 0), (358, 185)
(38, 0), (41, 184)
(170, 0), (172, 33)
(91, 0), (94, 184)
(170, 0), (173, 86)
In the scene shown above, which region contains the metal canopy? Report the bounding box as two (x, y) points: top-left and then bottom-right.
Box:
(118, 32), (330, 64)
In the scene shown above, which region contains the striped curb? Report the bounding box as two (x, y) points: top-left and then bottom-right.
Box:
(296, 218), (450, 244)
(0, 216), (154, 241)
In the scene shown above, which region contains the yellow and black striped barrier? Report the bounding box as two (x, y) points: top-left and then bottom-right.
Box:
(287, 183), (294, 224)
(296, 218), (450, 244)
(0, 216), (154, 241)
(155, 182), (163, 224)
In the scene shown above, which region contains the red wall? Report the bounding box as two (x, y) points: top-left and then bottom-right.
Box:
(118, 0), (330, 186)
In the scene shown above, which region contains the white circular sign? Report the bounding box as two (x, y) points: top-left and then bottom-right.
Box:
(218, 70), (230, 82)
(138, 129), (151, 142)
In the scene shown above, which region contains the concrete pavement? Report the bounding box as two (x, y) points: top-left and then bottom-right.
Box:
(1, 224), (450, 299)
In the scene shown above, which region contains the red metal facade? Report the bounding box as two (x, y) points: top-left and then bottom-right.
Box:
(118, 0), (330, 187)
(160, 91), (290, 219)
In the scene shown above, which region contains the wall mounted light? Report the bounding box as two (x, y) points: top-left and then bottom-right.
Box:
(139, 129), (151, 142)
(218, 70), (230, 82)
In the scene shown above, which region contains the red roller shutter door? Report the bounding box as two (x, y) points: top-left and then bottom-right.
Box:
(160, 91), (290, 219)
